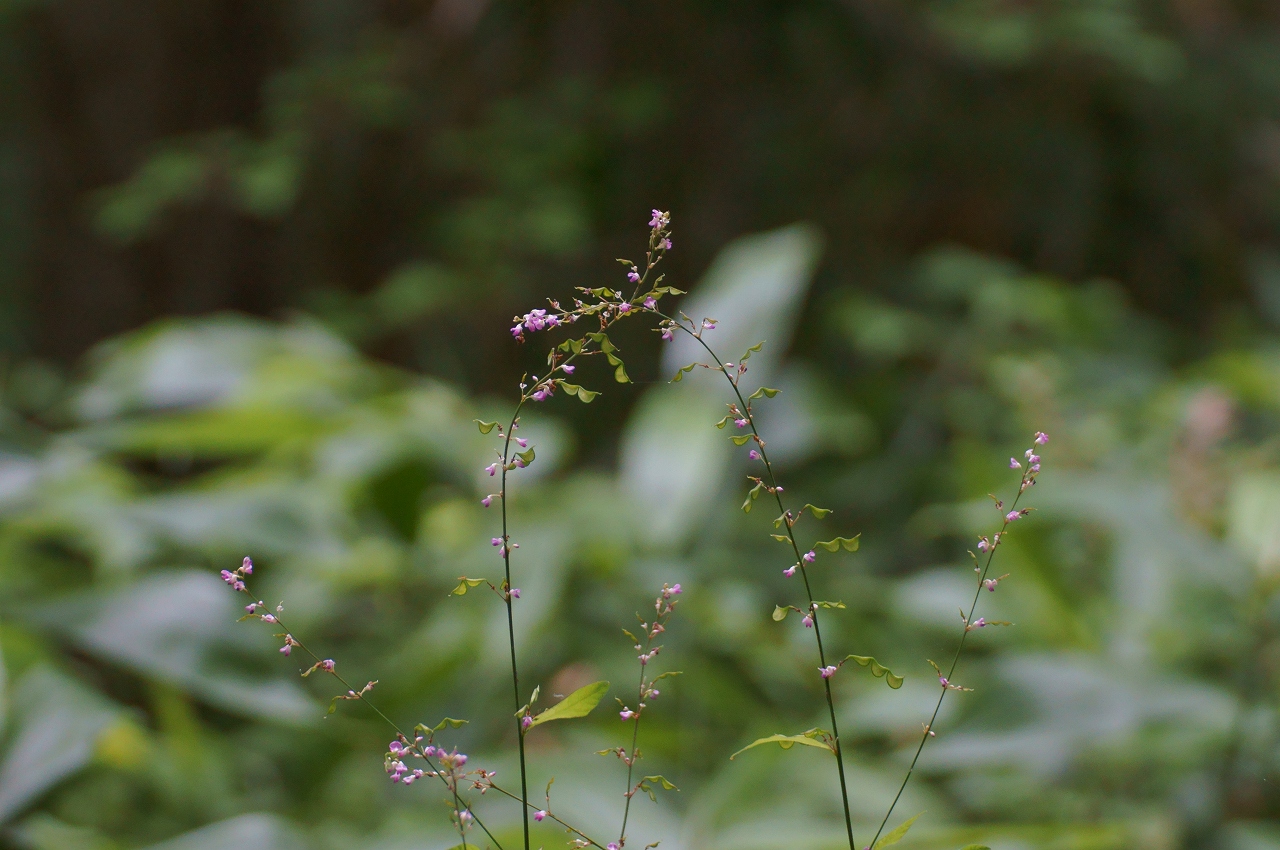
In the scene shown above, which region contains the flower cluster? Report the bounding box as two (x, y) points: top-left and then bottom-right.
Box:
(219, 556), (252, 591)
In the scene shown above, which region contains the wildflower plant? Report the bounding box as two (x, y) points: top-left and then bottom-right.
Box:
(218, 208), (1049, 850)
(220, 211), (686, 850)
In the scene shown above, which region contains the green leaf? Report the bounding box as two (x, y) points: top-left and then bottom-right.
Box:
(813, 601), (846, 609)
(714, 415), (732, 429)
(516, 447), (536, 464)
(587, 332), (622, 365)
(742, 481), (764, 513)
(772, 605), (791, 621)
(815, 535), (860, 552)
(614, 362), (630, 383)
(474, 419), (499, 434)
(561, 383), (600, 403)
(432, 717), (469, 732)
(638, 774), (680, 801)
(730, 733), (832, 760)
(740, 341), (765, 362)
(772, 513), (787, 528)
(557, 338), (585, 354)
(527, 681), (610, 729)
(451, 577), (488, 596)
(730, 434), (753, 446)
(842, 655), (904, 689)
(803, 504), (832, 518)
(652, 670), (683, 682)
(770, 534), (790, 543)
(748, 386), (781, 400)
(873, 812), (923, 849)
(670, 362), (699, 382)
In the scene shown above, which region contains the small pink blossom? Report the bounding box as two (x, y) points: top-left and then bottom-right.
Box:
(660, 237), (672, 250)
(620, 708), (635, 720)
(261, 614), (276, 624)
(734, 418), (748, 428)
(661, 328), (674, 341)
(1034, 431), (1049, 445)
(486, 463), (498, 476)
(481, 495), (492, 507)
(522, 715), (532, 729)
(803, 550), (816, 563)
(241, 557), (253, 574)
(802, 615), (814, 628)
(562, 364), (575, 374)
(534, 810), (547, 821)
(820, 665), (838, 679)
(510, 588), (521, 599)
(783, 566), (796, 577)
(628, 267), (641, 283)
(748, 449), (760, 460)
(977, 537), (990, 552)
(702, 320), (716, 330)
(644, 297), (657, 309)
(492, 537), (503, 546)
(1006, 511), (1020, 523)
(1010, 458), (1021, 469)
(516, 438), (528, 448)
(532, 389), (547, 402)
(618, 302), (631, 313)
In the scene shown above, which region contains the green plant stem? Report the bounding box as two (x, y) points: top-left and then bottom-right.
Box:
(664, 318), (858, 850)
(486, 784), (611, 849)
(500, 401), (532, 850)
(618, 631), (652, 845)
(864, 487), (1025, 850)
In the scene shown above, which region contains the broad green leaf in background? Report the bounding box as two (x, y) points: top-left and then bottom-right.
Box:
(873, 812), (922, 849)
(621, 224), (823, 543)
(729, 732), (832, 760)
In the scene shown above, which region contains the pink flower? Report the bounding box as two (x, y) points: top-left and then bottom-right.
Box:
(702, 320), (716, 330)
(242, 557), (253, 574)
(661, 328), (673, 341)
(534, 810), (547, 822)
(971, 617), (986, 628)
(1035, 431), (1049, 445)
(245, 602), (258, 613)
(609, 844), (621, 850)
(261, 614), (276, 624)
(517, 438), (528, 448)
(1010, 458), (1021, 469)
(734, 418), (748, 428)
(389, 741), (404, 753)
(644, 296), (657, 309)
(660, 237), (672, 250)
(628, 267), (641, 283)
(983, 578), (1000, 591)
(820, 665), (837, 679)
(748, 449), (760, 460)
(522, 715), (532, 729)
(1006, 511), (1021, 523)
(618, 302), (631, 313)
(649, 209), (667, 228)
(321, 659), (335, 672)
(562, 364), (575, 374)
(511, 325), (524, 339)
(481, 496), (492, 507)
(803, 551), (816, 563)
(279, 644), (291, 656)
(486, 463), (498, 476)
(510, 588), (521, 599)
(492, 537), (503, 546)
(977, 537), (990, 552)
(671, 583), (682, 594)
(802, 615), (814, 628)
(783, 566), (796, 577)
(620, 708), (635, 720)
(532, 389), (547, 401)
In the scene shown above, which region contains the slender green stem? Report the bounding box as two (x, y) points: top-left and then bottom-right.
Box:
(486, 784), (611, 849)
(864, 486), (1026, 850)
(661, 317), (858, 850)
(618, 630), (652, 845)
(499, 401), (532, 850)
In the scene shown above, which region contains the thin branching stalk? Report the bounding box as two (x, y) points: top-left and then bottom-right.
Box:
(864, 438), (1044, 850)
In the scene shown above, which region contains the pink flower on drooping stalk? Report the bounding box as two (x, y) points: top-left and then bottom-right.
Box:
(649, 209), (668, 229)
(802, 615), (814, 628)
(749, 449), (760, 460)
(261, 614), (276, 624)
(702, 319), (716, 330)
(492, 537), (503, 547)
(279, 643), (291, 656)
(522, 715), (533, 729)
(620, 708), (635, 720)
(1035, 431), (1049, 445)
(510, 588), (521, 599)
(516, 438), (528, 447)
(660, 237), (672, 250)
(820, 665), (838, 679)
(661, 328), (674, 341)
(245, 602), (258, 613)
(1006, 511), (1021, 523)
(242, 557), (253, 575)
(783, 566), (796, 577)
(608, 844), (621, 850)
(481, 496), (492, 507)
(970, 617), (986, 628)
(562, 364), (575, 374)
(628, 267), (641, 283)
(734, 418), (748, 428)
(977, 537), (990, 552)
(511, 324), (524, 340)
(485, 463), (498, 476)
(644, 296), (657, 309)
(803, 551), (816, 563)
(1025, 452), (1040, 464)
(532, 389), (547, 402)
(321, 659), (335, 672)
(534, 810), (547, 822)
(618, 302), (631, 313)
(1010, 458), (1021, 469)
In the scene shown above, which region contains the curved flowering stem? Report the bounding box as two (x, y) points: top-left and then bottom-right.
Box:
(219, 566), (506, 850)
(653, 316), (860, 850)
(863, 434), (1048, 850)
(609, 584), (682, 850)
(482, 210), (679, 850)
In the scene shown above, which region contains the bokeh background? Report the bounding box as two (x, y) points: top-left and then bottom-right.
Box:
(3, 1), (1280, 849)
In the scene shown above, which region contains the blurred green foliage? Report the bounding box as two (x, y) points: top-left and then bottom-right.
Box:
(0, 1), (1279, 849)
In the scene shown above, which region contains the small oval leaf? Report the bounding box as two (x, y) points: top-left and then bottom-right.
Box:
(528, 681), (610, 729)
(873, 812), (923, 849)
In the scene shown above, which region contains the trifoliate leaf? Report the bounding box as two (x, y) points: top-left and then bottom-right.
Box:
(872, 813), (923, 849)
(474, 420), (499, 434)
(748, 386), (781, 400)
(815, 535), (860, 552)
(730, 733), (832, 760)
(528, 681), (610, 729)
(842, 655), (904, 689)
